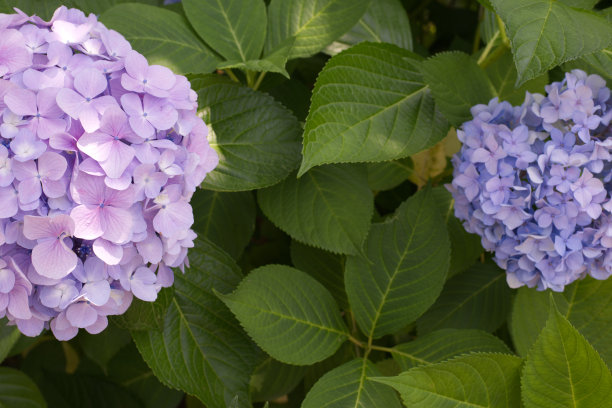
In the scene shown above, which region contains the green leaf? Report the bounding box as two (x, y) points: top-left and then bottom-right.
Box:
(366, 158), (413, 192)
(258, 165), (373, 255)
(63, 0), (162, 14)
(218, 38), (295, 78)
(392, 329), (511, 371)
(250, 358), (307, 402)
(560, 0), (599, 9)
(219, 265), (349, 365)
(417, 261), (512, 334)
(112, 286), (174, 331)
(490, 0), (612, 85)
(326, 0), (413, 54)
(100, 4), (219, 75)
(510, 276), (612, 368)
(563, 48), (612, 83)
(0, 367), (46, 408)
(300, 42), (448, 175)
(191, 190), (255, 259)
(374, 353), (523, 408)
(422, 51), (495, 126)
(521, 299), (612, 408)
(194, 75), (302, 191)
(302, 359), (402, 408)
(77, 324), (131, 372)
(132, 238), (262, 408)
(107, 343), (184, 408)
(345, 187), (450, 339)
(265, 0), (371, 59)
(182, 0), (265, 62)
(0, 319), (20, 363)
(431, 186), (483, 277)
(0, 0), (64, 18)
(290, 241), (348, 309)
(486, 50), (549, 105)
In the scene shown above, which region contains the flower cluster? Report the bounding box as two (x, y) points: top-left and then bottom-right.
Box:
(0, 6), (218, 339)
(449, 69), (612, 291)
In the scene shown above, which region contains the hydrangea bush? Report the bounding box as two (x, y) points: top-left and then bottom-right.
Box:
(0, 6), (218, 340)
(1, 1), (612, 408)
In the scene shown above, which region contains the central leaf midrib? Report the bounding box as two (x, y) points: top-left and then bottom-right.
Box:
(367, 197), (427, 339)
(215, 0), (248, 61)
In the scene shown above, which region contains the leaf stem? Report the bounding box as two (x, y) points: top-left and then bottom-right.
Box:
(225, 68), (240, 83)
(246, 70), (256, 88)
(476, 30), (499, 66)
(369, 344), (395, 354)
(253, 71), (267, 91)
(496, 14), (510, 47)
(348, 334), (365, 349)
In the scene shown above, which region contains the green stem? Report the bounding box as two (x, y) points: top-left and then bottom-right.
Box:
(496, 14), (509, 46)
(225, 68), (240, 83)
(369, 344), (395, 354)
(476, 30), (499, 66)
(253, 71), (267, 91)
(246, 70), (256, 88)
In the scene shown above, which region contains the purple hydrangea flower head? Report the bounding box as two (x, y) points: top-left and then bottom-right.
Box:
(0, 6), (218, 339)
(450, 69), (612, 292)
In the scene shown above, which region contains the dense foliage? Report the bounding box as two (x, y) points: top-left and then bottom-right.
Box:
(0, 0), (611, 408)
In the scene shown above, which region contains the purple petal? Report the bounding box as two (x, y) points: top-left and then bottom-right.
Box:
(74, 68), (107, 99)
(81, 280), (110, 306)
(66, 301), (97, 328)
(56, 88), (85, 118)
(100, 206), (132, 244)
(0, 268), (15, 294)
(77, 131), (114, 161)
(100, 141), (134, 179)
(4, 87), (36, 116)
(93, 238), (123, 265)
(71, 205), (103, 240)
(32, 238), (77, 279)
(38, 151), (67, 180)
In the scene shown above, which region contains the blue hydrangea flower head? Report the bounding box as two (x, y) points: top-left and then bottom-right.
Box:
(449, 70), (612, 291)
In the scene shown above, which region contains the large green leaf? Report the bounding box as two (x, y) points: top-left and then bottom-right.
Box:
(0, 367), (46, 408)
(290, 241), (348, 309)
(392, 329), (511, 371)
(300, 42), (448, 175)
(485, 50), (549, 105)
(302, 359), (402, 408)
(417, 261), (512, 334)
(182, 0), (265, 62)
(0, 319), (20, 363)
(510, 276), (612, 368)
(374, 353), (523, 408)
(326, 0), (413, 54)
(100, 4), (219, 75)
(258, 165), (373, 255)
(490, 0), (612, 85)
(265, 0), (371, 59)
(522, 300), (612, 408)
(191, 190), (255, 259)
(132, 238), (262, 408)
(112, 287), (174, 331)
(422, 51), (495, 126)
(194, 76), (302, 191)
(219, 265), (349, 365)
(563, 48), (612, 83)
(345, 187), (450, 339)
